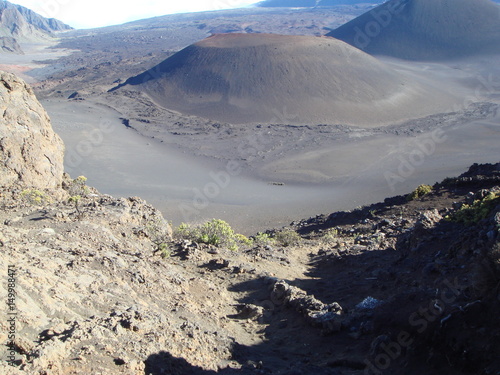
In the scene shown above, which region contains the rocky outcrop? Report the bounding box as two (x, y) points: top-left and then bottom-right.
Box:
(0, 71), (65, 190)
(270, 279), (344, 332)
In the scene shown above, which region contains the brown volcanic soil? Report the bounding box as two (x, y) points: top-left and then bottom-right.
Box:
(115, 33), (459, 126)
(328, 0), (500, 60)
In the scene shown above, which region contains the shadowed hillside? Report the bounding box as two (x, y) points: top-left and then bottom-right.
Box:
(328, 0), (500, 60)
(114, 33), (458, 126)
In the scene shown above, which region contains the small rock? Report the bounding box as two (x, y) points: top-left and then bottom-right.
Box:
(350, 245), (367, 252)
(40, 228), (56, 236)
(114, 358), (126, 366)
(355, 297), (382, 310)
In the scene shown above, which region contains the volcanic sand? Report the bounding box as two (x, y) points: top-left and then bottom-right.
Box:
(10, 35), (499, 234)
(116, 33), (460, 126)
(43, 52), (500, 234)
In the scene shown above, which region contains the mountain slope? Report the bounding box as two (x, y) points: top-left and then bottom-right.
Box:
(328, 0), (500, 60)
(0, 0), (72, 53)
(114, 33), (458, 126)
(0, 35), (21, 53)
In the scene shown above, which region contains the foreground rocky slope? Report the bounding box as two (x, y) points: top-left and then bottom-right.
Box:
(1, 73), (499, 374)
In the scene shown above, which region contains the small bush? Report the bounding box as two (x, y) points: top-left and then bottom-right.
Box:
(68, 195), (82, 217)
(235, 233), (253, 247)
(158, 243), (171, 259)
(275, 230), (301, 247)
(407, 184), (433, 201)
(446, 192), (500, 225)
(67, 176), (90, 197)
(20, 189), (52, 206)
(252, 232), (276, 247)
(174, 219), (240, 251)
(197, 219), (237, 249)
(146, 215), (172, 253)
(173, 222), (193, 240)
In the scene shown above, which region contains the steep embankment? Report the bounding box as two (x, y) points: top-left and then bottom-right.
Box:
(328, 0), (500, 60)
(115, 33), (457, 125)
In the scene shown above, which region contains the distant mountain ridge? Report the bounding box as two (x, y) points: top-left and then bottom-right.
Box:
(0, 0), (72, 53)
(258, 0), (381, 6)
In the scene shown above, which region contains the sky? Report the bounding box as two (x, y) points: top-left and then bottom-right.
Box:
(11, 0), (258, 29)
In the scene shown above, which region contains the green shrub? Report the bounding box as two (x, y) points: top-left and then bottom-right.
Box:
(173, 222), (193, 240)
(198, 219), (239, 250)
(146, 215), (172, 253)
(67, 175), (90, 197)
(235, 233), (253, 247)
(252, 232), (276, 247)
(275, 230), (301, 247)
(446, 192), (500, 225)
(20, 189), (52, 206)
(407, 184), (433, 201)
(68, 195), (82, 217)
(174, 219), (240, 251)
(158, 243), (171, 259)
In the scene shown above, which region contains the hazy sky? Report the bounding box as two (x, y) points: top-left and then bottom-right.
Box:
(12, 0), (257, 29)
